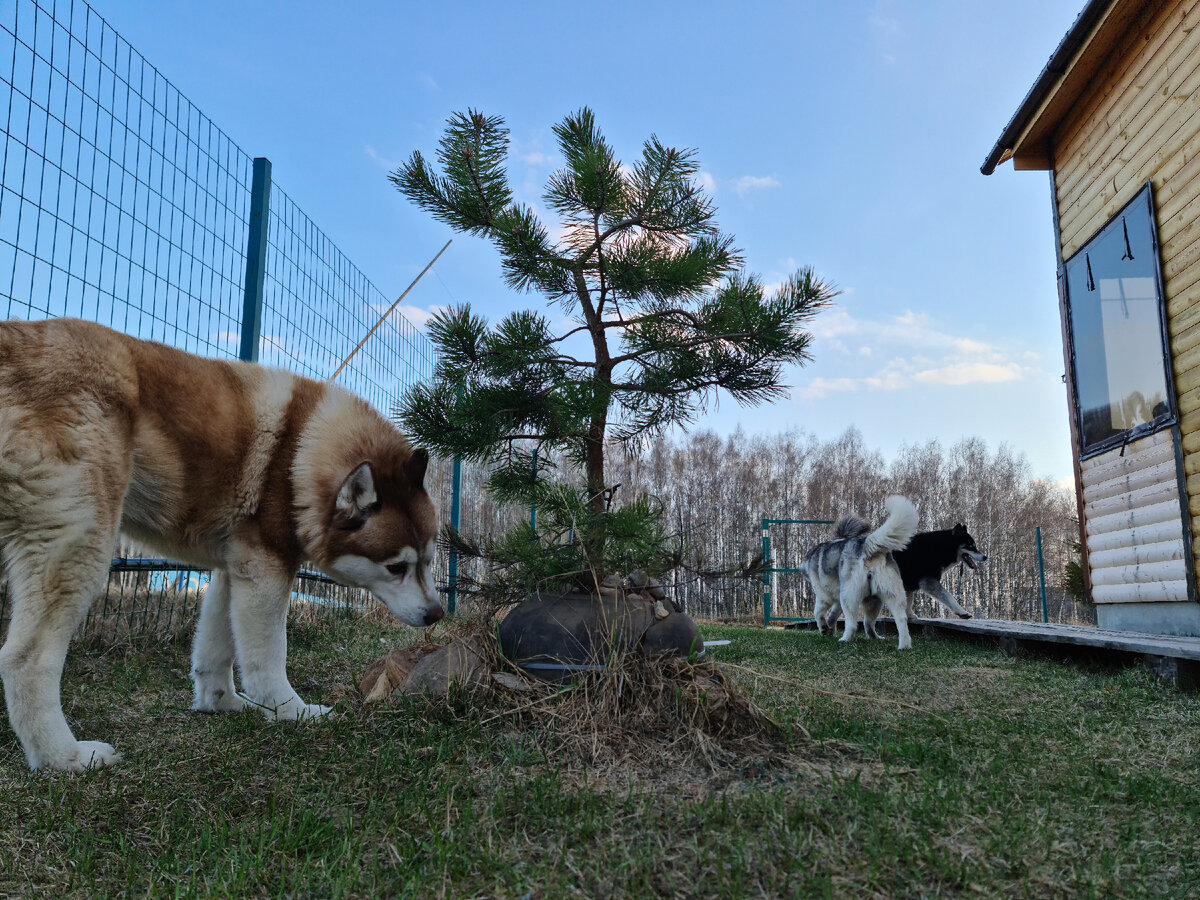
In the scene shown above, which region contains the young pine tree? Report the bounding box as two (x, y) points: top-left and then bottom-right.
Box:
(392, 108), (834, 594)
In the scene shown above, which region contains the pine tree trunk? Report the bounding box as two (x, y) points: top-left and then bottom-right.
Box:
(582, 416), (607, 583)
(574, 262), (612, 578)
(586, 420), (606, 516)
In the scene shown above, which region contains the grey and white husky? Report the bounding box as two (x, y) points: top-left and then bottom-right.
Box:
(0, 318), (443, 772)
(800, 495), (919, 650)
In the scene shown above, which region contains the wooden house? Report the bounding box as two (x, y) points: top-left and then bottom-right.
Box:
(983, 0), (1200, 636)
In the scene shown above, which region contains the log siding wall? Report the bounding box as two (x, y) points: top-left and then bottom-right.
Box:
(1053, 0), (1200, 579)
(1080, 430), (1189, 602)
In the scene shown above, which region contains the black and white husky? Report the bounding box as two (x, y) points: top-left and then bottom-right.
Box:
(799, 496), (919, 650)
(826, 524), (987, 638)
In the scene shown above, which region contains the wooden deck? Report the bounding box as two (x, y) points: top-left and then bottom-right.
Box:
(785, 617), (1200, 691)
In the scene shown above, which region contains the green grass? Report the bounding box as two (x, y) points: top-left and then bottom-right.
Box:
(1, 616), (1197, 899)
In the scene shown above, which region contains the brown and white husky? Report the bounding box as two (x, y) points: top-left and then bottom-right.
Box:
(0, 318), (442, 772)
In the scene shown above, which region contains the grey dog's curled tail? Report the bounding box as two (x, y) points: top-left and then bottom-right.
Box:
(833, 515), (871, 539)
(862, 495), (919, 558)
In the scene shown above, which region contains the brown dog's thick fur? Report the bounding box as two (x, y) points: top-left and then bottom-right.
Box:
(0, 318), (441, 771)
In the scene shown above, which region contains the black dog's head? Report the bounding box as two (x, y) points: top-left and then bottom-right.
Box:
(952, 523), (987, 570)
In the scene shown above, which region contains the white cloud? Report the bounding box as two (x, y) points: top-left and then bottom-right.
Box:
(803, 376), (863, 398)
(870, 2), (904, 64)
(809, 308), (865, 340)
(912, 362), (1023, 386)
(800, 308), (1036, 398)
(697, 171), (717, 194)
(802, 366), (909, 399)
(392, 303), (447, 331)
(733, 175), (781, 196)
(420, 73), (439, 92)
(365, 145), (398, 171)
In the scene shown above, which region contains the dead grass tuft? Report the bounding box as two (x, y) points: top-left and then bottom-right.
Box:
(359, 614), (802, 789)
(77, 587), (202, 651)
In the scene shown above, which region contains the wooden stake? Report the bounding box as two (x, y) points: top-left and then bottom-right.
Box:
(328, 238), (452, 382)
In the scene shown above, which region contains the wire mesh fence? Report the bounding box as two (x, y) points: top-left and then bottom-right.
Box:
(261, 185), (436, 413)
(0, 0), (433, 383)
(0, 0), (438, 639)
(0, 560), (376, 648)
(0, 0), (253, 355)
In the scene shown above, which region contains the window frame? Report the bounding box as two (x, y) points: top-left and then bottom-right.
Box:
(1062, 181), (1176, 460)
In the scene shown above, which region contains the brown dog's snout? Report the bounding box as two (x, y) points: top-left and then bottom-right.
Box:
(423, 606), (445, 626)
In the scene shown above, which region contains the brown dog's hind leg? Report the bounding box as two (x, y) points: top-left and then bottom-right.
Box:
(0, 466), (126, 771)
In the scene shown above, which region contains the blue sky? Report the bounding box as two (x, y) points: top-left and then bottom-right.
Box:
(99, 0), (1085, 484)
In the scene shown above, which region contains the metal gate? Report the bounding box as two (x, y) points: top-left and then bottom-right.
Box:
(761, 517), (833, 626)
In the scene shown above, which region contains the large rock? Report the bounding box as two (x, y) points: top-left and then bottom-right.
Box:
(497, 588), (702, 675)
(642, 610), (703, 656)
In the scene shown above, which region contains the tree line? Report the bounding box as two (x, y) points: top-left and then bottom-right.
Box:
(428, 427), (1091, 625)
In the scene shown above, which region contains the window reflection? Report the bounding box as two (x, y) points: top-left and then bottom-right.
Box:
(1066, 187), (1172, 453)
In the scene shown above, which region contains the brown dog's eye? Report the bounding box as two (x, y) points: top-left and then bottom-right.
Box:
(387, 562), (410, 578)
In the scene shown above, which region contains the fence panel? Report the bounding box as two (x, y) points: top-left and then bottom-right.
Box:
(0, 0), (253, 356)
(262, 185), (436, 409)
(0, 0), (435, 400)
(0, 560), (376, 647)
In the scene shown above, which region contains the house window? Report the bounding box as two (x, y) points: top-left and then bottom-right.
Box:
(1064, 184), (1174, 456)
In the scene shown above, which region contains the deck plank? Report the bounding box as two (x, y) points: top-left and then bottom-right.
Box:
(919, 617), (1200, 661)
(783, 616), (1200, 690)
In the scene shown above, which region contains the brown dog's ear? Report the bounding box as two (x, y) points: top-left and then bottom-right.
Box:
(334, 462), (376, 528)
(405, 448), (429, 487)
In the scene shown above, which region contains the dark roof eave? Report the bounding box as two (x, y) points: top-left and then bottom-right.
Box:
(981, 0), (1117, 175)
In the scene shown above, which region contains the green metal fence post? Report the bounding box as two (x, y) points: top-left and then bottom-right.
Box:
(760, 518), (833, 626)
(762, 517), (771, 627)
(239, 157), (272, 362)
(530, 447), (538, 531)
(1036, 525), (1048, 623)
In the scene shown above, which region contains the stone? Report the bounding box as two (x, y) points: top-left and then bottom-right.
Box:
(642, 606), (703, 657)
(497, 589), (703, 676)
(626, 568), (672, 606)
(358, 636), (490, 702)
(398, 635), (490, 696)
(491, 671), (534, 692)
(358, 645), (428, 701)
